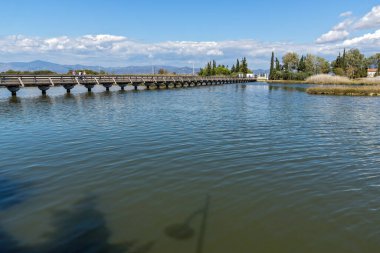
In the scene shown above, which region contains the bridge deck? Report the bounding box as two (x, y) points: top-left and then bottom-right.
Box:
(0, 74), (256, 96)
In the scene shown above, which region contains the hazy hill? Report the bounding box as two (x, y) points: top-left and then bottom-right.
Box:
(0, 60), (268, 75)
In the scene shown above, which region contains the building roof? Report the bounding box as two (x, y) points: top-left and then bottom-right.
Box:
(368, 68), (378, 72)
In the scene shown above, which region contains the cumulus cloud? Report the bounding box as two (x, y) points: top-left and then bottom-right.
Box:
(316, 5), (380, 44)
(316, 17), (353, 44)
(343, 29), (380, 47)
(354, 5), (380, 29)
(316, 30), (350, 44)
(340, 11), (352, 17)
(0, 33), (378, 68)
(333, 19), (354, 31)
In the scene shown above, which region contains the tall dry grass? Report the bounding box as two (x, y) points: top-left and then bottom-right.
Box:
(307, 85), (380, 96)
(305, 74), (380, 85)
(306, 74), (352, 84)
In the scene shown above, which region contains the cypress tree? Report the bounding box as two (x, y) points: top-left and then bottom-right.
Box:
(236, 59), (240, 73)
(231, 64), (236, 73)
(342, 48), (346, 71)
(241, 57), (248, 74)
(206, 62), (212, 76)
(269, 52), (275, 80)
(275, 57), (280, 71)
(336, 52), (341, 68)
(298, 55), (306, 72)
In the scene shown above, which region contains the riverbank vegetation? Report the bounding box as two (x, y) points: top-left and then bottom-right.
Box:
(269, 49), (380, 81)
(307, 85), (380, 96)
(199, 58), (252, 76)
(306, 74), (380, 85)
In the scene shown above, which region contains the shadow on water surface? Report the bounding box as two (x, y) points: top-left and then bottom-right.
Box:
(165, 195), (210, 253)
(0, 195), (155, 253)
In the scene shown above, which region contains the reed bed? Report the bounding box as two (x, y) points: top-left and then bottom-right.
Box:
(305, 74), (380, 85)
(307, 85), (380, 96)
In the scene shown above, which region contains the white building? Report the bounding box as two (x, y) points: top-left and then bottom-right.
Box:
(368, 68), (378, 78)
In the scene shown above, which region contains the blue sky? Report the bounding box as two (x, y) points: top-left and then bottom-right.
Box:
(1, 0), (380, 68)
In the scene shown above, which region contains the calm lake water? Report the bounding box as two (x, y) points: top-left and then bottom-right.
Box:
(1, 83), (380, 253)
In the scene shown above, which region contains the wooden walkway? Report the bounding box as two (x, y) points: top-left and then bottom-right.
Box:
(0, 75), (256, 96)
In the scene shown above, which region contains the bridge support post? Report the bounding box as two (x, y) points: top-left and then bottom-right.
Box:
(118, 84), (127, 90)
(7, 86), (20, 96)
(38, 85), (50, 95)
(103, 83), (112, 91)
(63, 84), (75, 93)
(85, 84), (95, 92)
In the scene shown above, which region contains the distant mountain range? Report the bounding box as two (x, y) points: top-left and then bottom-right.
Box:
(0, 60), (198, 74)
(0, 60), (268, 75)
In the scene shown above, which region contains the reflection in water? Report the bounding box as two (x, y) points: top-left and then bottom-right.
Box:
(269, 85), (307, 92)
(165, 195), (210, 253)
(0, 196), (155, 253)
(8, 96), (21, 104)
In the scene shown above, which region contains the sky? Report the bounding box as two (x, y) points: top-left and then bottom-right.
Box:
(0, 0), (380, 68)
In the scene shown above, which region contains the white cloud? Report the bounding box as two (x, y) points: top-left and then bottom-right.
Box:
(0, 33), (378, 69)
(333, 19), (354, 31)
(340, 11), (352, 17)
(316, 30), (349, 44)
(316, 16), (353, 44)
(342, 29), (380, 47)
(354, 5), (380, 29)
(316, 5), (380, 44)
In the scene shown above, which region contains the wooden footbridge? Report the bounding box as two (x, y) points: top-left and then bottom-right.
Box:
(0, 75), (256, 96)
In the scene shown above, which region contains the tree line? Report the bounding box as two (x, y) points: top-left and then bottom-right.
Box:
(199, 58), (252, 76)
(269, 49), (380, 80)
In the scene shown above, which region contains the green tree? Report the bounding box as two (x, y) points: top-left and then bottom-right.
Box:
(236, 59), (240, 73)
(282, 52), (299, 71)
(368, 53), (380, 76)
(269, 52), (275, 80)
(333, 68), (345, 76)
(241, 57), (249, 75)
(345, 48), (367, 78)
(158, 68), (169, 75)
(211, 60), (216, 75)
(304, 54), (330, 74)
(298, 55), (306, 72)
(206, 62), (212, 76)
(342, 48), (346, 70)
(317, 57), (330, 74)
(231, 64), (236, 73)
(275, 58), (281, 71)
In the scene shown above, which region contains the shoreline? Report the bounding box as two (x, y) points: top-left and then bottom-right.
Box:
(267, 79), (380, 86)
(306, 86), (380, 96)
(266, 80), (307, 84)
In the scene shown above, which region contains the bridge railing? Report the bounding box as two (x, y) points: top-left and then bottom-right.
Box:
(0, 74), (253, 87)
